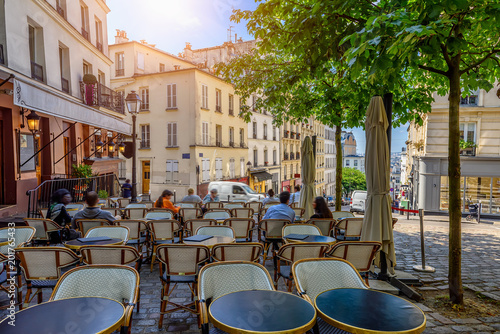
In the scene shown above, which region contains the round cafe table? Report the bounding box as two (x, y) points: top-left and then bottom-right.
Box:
(209, 290), (316, 334)
(183, 235), (234, 249)
(64, 237), (123, 250)
(284, 234), (336, 244)
(315, 288), (426, 333)
(0, 297), (125, 333)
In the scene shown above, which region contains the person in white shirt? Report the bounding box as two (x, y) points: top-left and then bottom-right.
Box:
(262, 189), (279, 206)
(290, 185), (301, 205)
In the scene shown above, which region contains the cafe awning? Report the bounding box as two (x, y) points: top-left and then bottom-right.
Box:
(252, 171), (273, 181)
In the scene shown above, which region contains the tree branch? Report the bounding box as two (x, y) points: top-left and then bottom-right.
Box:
(440, 43), (452, 68)
(460, 49), (500, 75)
(418, 64), (448, 76)
(364, 0), (382, 11)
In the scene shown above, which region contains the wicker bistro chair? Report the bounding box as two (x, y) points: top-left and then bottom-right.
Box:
(224, 202), (244, 209)
(184, 219), (217, 237)
(331, 211), (355, 220)
(145, 209), (174, 221)
(142, 201), (155, 209)
(274, 243), (331, 291)
(282, 224), (322, 243)
(148, 220), (182, 272)
(50, 265), (140, 334)
(179, 208), (203, 222)
(292, 207), (306, 219)
(101, 207), (123, 217)
(85, 226), (130, 243)
(125, 207), (148, 220)
(16, 247), (79, 309)
(258, 219), (290, 265)
(230, 207), (254, 218)
(204, 202), (224, 209)
(325, 241), (382, 285)
(333, 217), (364, 241)
(126, 203), (147, 209)
(292, 258), (368, 334)
(223, 218), (255, 242)
(195, 225), (235, 239)
(198, 261), (275, 334)
(118, 198), (131, 208)
(80, 245), (142, 269)
(75, 219), (111, 237)
(211, 243), (263, 262)
(264, 202), (280, 209)
(24, 218), (63, 245)
(245, 201), (263, 220)
(156, 244), (210, 329)
(203, 209), (231, 221)
(115, 220), (149, 258)
(38, 208), (49, 219)
(66, 203), (84, 211)
(307, 218), (336, 237)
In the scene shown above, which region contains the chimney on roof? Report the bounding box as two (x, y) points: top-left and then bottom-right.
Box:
(185, 42), (192, 50)
(115, 30), (129, 44)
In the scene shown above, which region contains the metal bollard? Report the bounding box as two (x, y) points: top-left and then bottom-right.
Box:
(413, 209), (435, 272)
(407, 209), (410, 220)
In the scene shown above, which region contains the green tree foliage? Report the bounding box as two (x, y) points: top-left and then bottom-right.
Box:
(341, 167), (367, 197)
(343, 0), (500, 304)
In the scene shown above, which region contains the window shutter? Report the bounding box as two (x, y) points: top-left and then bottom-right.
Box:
(173, 123), (177, 146)
(167, 123), (172, 147)
(172, 84), (177, 107)
(173, 160), (179, 182)
(166, 160), (172, 182)
(167, 85), (171, 108)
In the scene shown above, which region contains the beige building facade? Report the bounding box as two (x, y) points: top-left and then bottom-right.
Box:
(407, 88), (500, 215)
(110, 35), (249, 200)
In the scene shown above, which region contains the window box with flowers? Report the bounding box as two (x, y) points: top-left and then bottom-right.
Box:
(459, 139), (476, 156)
(264, 161), (268, 166)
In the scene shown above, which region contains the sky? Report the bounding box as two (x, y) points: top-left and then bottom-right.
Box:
(106, 0), (408, 154)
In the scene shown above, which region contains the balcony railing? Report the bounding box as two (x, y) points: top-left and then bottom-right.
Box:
(229, 141), (234, 147)
(140, 141), (150, 149)
(460, 147), (476, 156)
(253, 133), (257, 139)
(81, 28), (90, 41)
(284, 153), (289, 160)
(290, 152), (295, 160)
(240, 142), (245, 148)
(263, 134), (267, 140)
(80, 82), (125, 114)
(216, 141), (222, 147)
(215, 105), (222, 113)
(56, 5), (65, 18)
(115, 68), (124, 77)
(31, 61), (44, 82)
(284, 132), (289, 138)
(61, 77), (69, 93)
(291, 132), (295, 139)
(296, 152), (300, 159)
(96, 42), (103, 52)
(229, 109), (234, 116)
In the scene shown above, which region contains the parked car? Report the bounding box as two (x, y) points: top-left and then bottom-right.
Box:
(350, 190), (368, 213)
(327, 196), (334, 207)
(207, 181), (264, 202)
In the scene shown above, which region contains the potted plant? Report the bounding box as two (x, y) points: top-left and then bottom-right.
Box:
(98, 189), (109, 199)
(83, 74), (97, 106)
(264, 161), (268, 166)
(459, 139), (477, 155)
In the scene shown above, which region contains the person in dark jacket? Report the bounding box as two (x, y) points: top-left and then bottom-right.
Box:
(71, 191), (118, 229)
(122, 179), (132, 198)
(47, 189), (73, 227)
(310, 196), (333, 219)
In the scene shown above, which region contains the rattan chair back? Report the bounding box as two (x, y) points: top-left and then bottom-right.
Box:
(264, 202), (280, 209)
(179, 208), (202, 221)
(331, 211), (355, 220)
(277, 243), (330, 263)
(203, 209), (231, 220)
(230, 207), (254, 218)
(224, 202), (244, 209)
(148, 219), (182, 242)
(0, 226), (35, 253)
(16, 246), (79, 280)
(292, 207), (305, 218)
(156, 244), (210, 275)
(205, 202), (224, 209)
(258, 219), (289, 239)
(101, 207), (122, 217)
(125, 208), (148, 220)
(195, 225), (235, 238)
(326, 241), (381, 274)
(184, 219), (217, 236)
(75, 219), (111, 237)
(85, 226), (130, 242)
(24, 218), (62, 242)
(307, 218), (336, 237)
(283, 224), (322, 237)
(211, 243), (263, 262)
(335, 217), (364, 239)
(80, 245), (141, 267)
(118, 198), (131, 208)
(245, 201), (262, 212)
(115, 220), (147, 240)
(223, 218), (254, 240)
(145, 209), (174, 220)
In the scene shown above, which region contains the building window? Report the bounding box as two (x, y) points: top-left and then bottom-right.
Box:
(215, 89), (222, 112)
(273, 126), (277, 140)
(119, 160), (126, 179)
(80, 2), (90, 41)
(253, 149), (258, 167)
(229, 94), (234, 115)
(253, 122), (257, 139)
(59, 44), (70, 93)
(284, 165), (287, 180)
(273, 150), (277, 165)
(216, 125), (222, 147)
(82, 61), (92, 75)
(215, 158), (223, 180)
(95, 16), (103, 51)
(29, 24), (45, 82)
(167, 122), (177, 147)
(240, 158), (245, 177)
(159, 63), (165, 72)
(56, 0), (67, 18)
(354, 160), (358, 167)
(137, 52), (145, 70)
(140, 125), (150, 148)
(252, 95), (256, 112)
(140, 87), (149, 111)
(202, 158), (210, 182)
(263, 123), (268, 140)
(264, 149), (268, 165)
(202, 122), (209, 145)
(166, 83), (177, 108)
(229, 127), (234, 147)
(115, 52), (124, 76)
(460, 122), (476, 143)
(229, 158), (235, 178)
(460, 95), (478, 106)
(346, 160), (350, 167)
(240, 128), (245, 147)
(201, 84), (208, 109)
(166, 160), (179, 183)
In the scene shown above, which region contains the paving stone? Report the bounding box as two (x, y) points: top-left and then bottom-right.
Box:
(431, 327), (457, 333)
(491, 324), (500, 331)
(451, 325), (475, 332)
(472, 325), (497, 331)
(478, 316), (500, 323)
(428, 313), (456, 325)
(136, 319), (156, 326)
(451, 318), (482, 324)
(415, 302), (433, 312)
(419, 287), (439, 291)
(480, 292), (500, 301)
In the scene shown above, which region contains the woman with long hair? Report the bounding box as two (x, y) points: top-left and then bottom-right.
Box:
(310, 196), (333, 219)
(155, 189), (180, 213)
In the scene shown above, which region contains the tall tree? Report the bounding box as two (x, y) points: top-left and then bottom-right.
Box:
(217, 0), (432, 210)
(343, 0), (500, 304)
(342, 167), (367, 197)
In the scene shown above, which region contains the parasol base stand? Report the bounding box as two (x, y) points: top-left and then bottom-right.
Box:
(413, 265), (436, 273)
(377, 272), (392, 281)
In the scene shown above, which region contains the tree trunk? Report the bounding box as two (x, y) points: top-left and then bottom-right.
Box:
(448, 59), (463, 305)
(335, 122), (343, 211)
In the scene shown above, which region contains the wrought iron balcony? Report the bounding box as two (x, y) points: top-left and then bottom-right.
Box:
(80, 82), (125, 114)
(31, 61), (44, 82)
(290, 152), (295, 160)
(460, 147), (476, 156)
(61, 77), (69, 93)
(115, 68), (124, 77)
(96, 42), (103, 52)
(81, 28), (90, 41)
(56, 5), (65, 18)
(284, 153), (289, 160)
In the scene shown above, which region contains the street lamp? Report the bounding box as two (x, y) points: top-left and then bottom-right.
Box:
(125, 90), (141, 203)
(118, 142), (125, 153)
(26, 110), (41, 135)
(108, 140), (116, 153)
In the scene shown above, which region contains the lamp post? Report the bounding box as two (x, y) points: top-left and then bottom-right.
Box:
(125, 90), (141, 203)
(26, 110), (41, 135)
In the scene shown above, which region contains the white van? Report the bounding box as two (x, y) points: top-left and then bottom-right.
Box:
(350, 190), (367, 213)
(207, 182), (264, 202)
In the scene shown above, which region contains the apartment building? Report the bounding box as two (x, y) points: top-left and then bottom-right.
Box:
(324, 125), (336, 197)
(0, 0), (129, 216)
(110, 33), (248, 198)
(406, 89), (500, 215)
(247, 95), (280, 194)
(341, 131), (365, 173)
(314, 120), (326, 195)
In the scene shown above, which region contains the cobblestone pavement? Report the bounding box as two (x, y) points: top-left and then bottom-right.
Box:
(1, 214), (499, 333)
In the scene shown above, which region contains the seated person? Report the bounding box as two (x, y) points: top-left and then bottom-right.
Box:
(154, 190), (180, 214)
(262, 189), (279, 206)
(262, 191), (295, 222)
(310, 196), (333, 219)
(201, 188), (220, 212)
(181, 188), (202, 203)
(47, 188), (81, 240)
(290, 185), (301, 205)
(72, 191), (118, 229)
